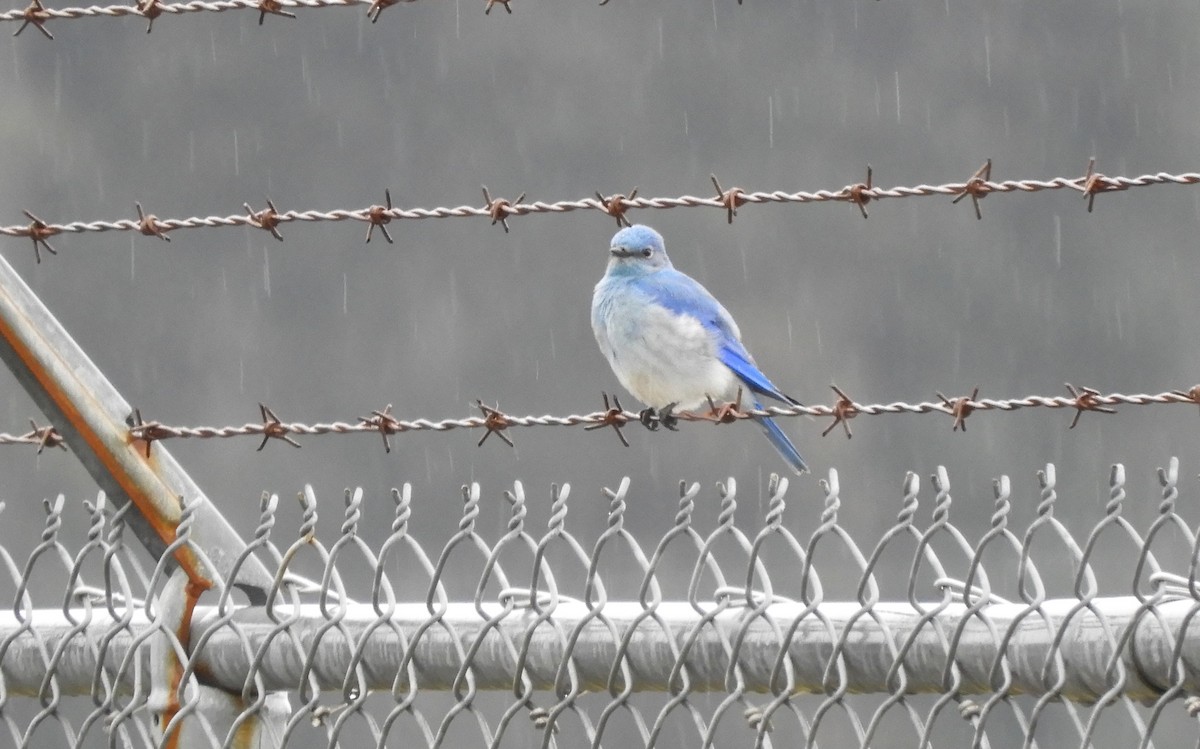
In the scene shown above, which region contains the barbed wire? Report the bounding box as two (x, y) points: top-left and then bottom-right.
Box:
(2, 163), (1197, 261)
(1, 384), (1197, 454)
(1, 0), (510, 38)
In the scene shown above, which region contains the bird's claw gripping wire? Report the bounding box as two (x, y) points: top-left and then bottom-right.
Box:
(639, 403), (679, 432)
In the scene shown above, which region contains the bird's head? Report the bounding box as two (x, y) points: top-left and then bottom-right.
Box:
(606, 224), (672, 275)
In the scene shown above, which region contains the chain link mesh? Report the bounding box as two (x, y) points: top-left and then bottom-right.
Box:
(1, 460), (1199, 748)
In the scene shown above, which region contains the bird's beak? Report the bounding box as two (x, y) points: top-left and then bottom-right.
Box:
(610, 247), (633, 258)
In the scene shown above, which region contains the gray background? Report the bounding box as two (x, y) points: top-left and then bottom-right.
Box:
(0, 0), (1197, 628)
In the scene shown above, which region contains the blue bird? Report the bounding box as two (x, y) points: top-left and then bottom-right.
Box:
(591, 224), (808, 474)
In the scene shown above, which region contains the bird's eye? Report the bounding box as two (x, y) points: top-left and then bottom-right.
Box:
(641, 248), (653, 258)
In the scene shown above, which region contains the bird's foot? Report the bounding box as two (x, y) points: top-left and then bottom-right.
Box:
(660, 403), (679, 430)
(639, 403), (679, 432)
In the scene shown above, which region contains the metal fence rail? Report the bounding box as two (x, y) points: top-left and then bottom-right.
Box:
(1, 462), (1199, 748)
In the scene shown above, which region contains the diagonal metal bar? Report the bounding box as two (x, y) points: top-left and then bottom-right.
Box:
(0, 251), (272, 604)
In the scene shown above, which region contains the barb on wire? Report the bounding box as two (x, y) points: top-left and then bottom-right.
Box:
(3, 164), (1200, 253)
(137, 0), (161, 30)
(842, 165), (873, 219)
(822, 384), (857, 438)
(937, 386), (980, 432)
(1065, 383), (1118, 429)
(710, 174), (747, 224)
(595, 188), (638, 228)
(18, 210), (58, 263)
(135, 202), (171, 242)
(255, 403), (302, 450)
(951, 160), (992, 220)
(364, 0), (412, 22)
(582, 392), (630, 446)
(254, 0), (295, 23)
(364, 189), (394, 244)
(129, 408), (172, 458)
(475, 400), (515, 448)
(14, 383), (1188, 454)
(14, 0), (53, 38)
(359, 403), (402, 453)
(1077, 158), (1127, 213)
(244, 199), (284, 241)
(482, 185), (524, 233)
(25, 419), (65, 453)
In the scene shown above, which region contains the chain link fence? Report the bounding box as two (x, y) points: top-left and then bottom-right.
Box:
(2, 459), (1199, 748)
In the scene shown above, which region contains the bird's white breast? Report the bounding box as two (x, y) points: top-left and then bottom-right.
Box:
(595, 295), (739, 411)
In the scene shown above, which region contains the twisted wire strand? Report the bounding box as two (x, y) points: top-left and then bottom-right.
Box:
(1, 0), (367, 22)
(0, 387), (1195, 451)
(2, 168), (1197, 252)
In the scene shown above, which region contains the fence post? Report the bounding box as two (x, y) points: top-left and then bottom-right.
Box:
(0, 252), (284, 745)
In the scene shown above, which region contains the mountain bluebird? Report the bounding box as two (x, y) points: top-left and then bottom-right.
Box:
(591, 224), (808, 474)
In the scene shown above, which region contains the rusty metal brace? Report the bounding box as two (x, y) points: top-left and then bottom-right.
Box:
(0, 249), (283, 745)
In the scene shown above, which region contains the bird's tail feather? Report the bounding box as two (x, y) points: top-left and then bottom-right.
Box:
(752, 401), (808, 475)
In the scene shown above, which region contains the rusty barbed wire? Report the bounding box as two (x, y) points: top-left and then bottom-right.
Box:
(0, 384), (1195, 453)
(0, 163), (1196, 259)
(2, 0), (434, 37)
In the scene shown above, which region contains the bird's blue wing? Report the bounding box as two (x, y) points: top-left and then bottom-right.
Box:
(719, 342), (800, 406)
(634, 269), (800, 406)
(633, 268), (740, 336)
(631, 269), (807, 473)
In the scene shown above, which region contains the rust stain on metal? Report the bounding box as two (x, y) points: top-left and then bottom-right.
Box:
(160, 578), (209, 749)
(0, 295), (211, 588)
